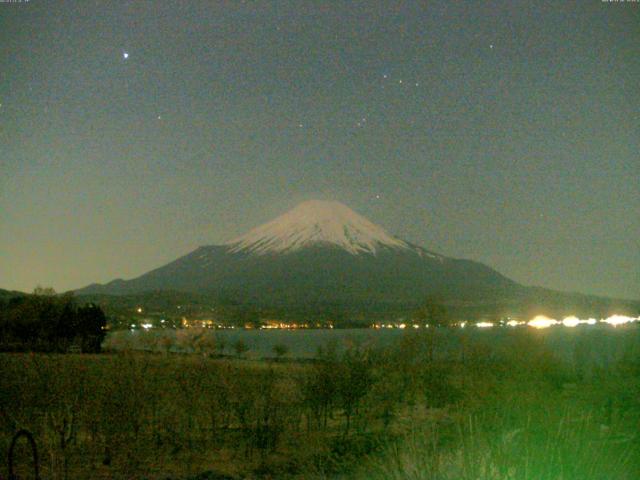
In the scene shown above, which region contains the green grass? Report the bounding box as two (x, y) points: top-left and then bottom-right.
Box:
(347, 343), (640, 480)
(352, 404), (639, 480)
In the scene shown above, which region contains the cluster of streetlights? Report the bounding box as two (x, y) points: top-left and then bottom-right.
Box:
(373, 315), (638, 330)
(473, 314), (638, 329)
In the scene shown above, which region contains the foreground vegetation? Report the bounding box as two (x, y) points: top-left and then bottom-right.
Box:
(350, 330), (640, 480)
(1, 327), (639, 479)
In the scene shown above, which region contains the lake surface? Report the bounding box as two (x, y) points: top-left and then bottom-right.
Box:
(105, 324), (640, 365)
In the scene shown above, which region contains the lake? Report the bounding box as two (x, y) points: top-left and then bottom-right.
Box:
(104, 324), (640, 366)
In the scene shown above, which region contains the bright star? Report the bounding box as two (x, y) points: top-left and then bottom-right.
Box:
(123, 52), (129, 59)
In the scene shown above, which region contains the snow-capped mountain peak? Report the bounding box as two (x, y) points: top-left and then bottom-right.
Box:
(226, 200), (411, 255)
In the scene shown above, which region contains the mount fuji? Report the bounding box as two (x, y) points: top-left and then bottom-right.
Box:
(77, 200), (516, 299)
(76, 201), (635, 317)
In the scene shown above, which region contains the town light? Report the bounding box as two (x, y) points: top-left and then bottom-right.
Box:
(528, 315), (558, 329)
(476, 322), (494, 328)
(561, 316), (580, 328)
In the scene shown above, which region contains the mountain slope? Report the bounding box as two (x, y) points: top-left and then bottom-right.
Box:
(78, 243), (519, 305)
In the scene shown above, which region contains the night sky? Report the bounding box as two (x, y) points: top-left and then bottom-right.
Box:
(1, 1), (638, 299)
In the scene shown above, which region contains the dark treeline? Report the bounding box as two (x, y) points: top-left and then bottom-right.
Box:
(0, 287), (107, 353)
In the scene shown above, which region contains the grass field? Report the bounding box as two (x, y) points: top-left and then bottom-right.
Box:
(1, 326), (639, 479)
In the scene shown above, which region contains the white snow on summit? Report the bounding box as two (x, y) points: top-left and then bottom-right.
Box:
(226, 200), (411, 255)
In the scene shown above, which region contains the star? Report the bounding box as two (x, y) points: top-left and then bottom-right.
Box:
(489, 44), (494, 49)
(123, 52), (129, 59)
